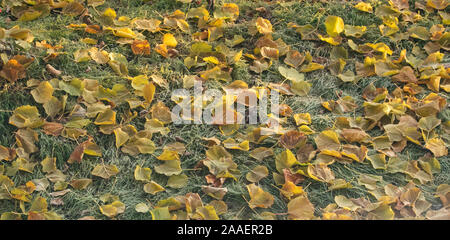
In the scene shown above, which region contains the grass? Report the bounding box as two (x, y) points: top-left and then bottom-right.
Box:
(0, 0), (449, 220)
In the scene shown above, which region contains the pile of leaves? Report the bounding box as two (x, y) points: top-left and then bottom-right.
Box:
(0, 0), (449, 220)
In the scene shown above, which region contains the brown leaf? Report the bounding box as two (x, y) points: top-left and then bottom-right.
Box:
(246, 183), (274, 209)
(202, 186), (228, 200)
(70, 179), (93, 190)
(284, 50), (305, 68)
(42, 122), (64, 136)
(296, 144), (316, 163)
(0, 145), (16, 161)
(249, 147), (274, 161)
(341, 128), (370, 143)
(283, 168), (304, 185)
(280, 130), (306, 149)
(287, 195), (315, 220)
(46, 64), (61, 76)
(131, 39), (151, 55)
(392, 66), (417, 83)
(67, 142), (86, 164)
(205, 174), (226, 188)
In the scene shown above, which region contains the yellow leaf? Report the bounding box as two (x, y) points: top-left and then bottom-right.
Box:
(187, 7), (210, 19)
(246, 183), (274, 209)
(143, 82), (156, 106)
(103, 8), (117, 19)
(155, 44), (169, 58)
(298, 125), (315, 135)
(70, 179), (92, 190)
(5, 25), (34, 42)
(87, 0), (105, 7)
(9, 105), (44, 129)
(344, 25), (367, 38)
(74, 49), (90, 63)
(246, 165), (269, 183)
(300, 62), (324, 73)
(134, 165), (152, 182)
(91, 164), (120, 179)
(151, 101), (173, 123)
(0, 145), (15, 162)
(41, 156), (56, 173)
(84, 141), (102, 157)
(163, 33), (177, 48)
(94, 109), (116, 125)
(367, 154), (387, 170)
(150, 206), (172, 220)
(202, 186), (228, 200)
(366, 42), (393, 56)
(157, 149), (180, 161)
(144, 181), (165, 194)
(204, 145), (239, 181)
(167, 174), (188, 189)
(31, 81), (54, 104)
(307, 163), (335, 182)
(291, 79), (311, 96)
(354, 2), (373, 13)
(293, 113), (311, 126)
(334, 195), (360, 211)
(439, 11), (450, 25)
(129, 75), (149, 92)
(19, 10), (44, 22)
(89, 47), (110, 64)
(275, 149), (299, 173)
(219, 124), (239, 136)
(278, 66), (304, 81)
(15, 128), (39, 155)
(112, 27), (136, 38)
(328, 179), (352, 191)
(62, 2), (85, 16)
(368, 204), (395, 220)
(324, 16), (344, 37)
(122, 134), (156, 155)
(114, 128), (130, 148)
(214, 3), (240, 21)
(176, 19), (190, 32)
(154, 160), (182, 176)
(100, 201), (125, 218)
(427, 0), (449, 10)
(207, 26), (224, 42)
(29, 196), (48, 212)
(408, 26), (430, 40)
(284, 50), (305, 68)
(280, 180), (304, 199)
(287, 196), (315, 220)
(145, 118), (170, 135)
(260, 47), (279, 59)
(195, 205), (219, 220)
(249, 147), (274, 161)
(315, 130), (340, 151)
(203, 56), (220, 65)
(255, 17), (272, 34)
(133, 19), (162, 33)
(59, 78), (85, 96)
(135, 203), (149, 213)
(425, 138), (448, 157)
(223, 138), (250, 151)
(318, 34), (342, 45)
(151, 74), (169, 89)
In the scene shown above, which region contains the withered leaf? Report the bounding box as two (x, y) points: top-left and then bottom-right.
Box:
(91, 164), (120, 179)
(246, 183), (274, 209)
